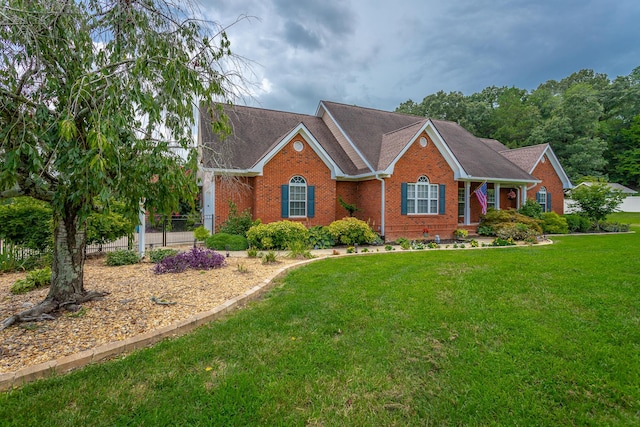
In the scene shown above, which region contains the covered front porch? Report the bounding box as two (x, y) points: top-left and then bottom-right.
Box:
(457, 180), (537, 226)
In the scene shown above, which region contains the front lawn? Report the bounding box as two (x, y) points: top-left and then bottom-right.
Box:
(1, 228), (639, 425)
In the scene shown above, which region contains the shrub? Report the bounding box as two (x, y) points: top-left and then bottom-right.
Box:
(262, 251), (278, 264)
(193, 225), (210, 241)
(599, 221), (630, 232)
(247, 247), (259, 258)
(494, 223), (540, 241)
(218, 200), (258, 236)
(518, 199), (543, 219)
(154, 247), (226, 274)
(11, 267), (51, 294)
(564, 214), (592, 233)
(246, 221), (309, 250)
(453, 229), (468, 239)
(540, 212), (569, 234)
(147, 248), (179, 263)
(327, 217), (377, 246)
(427, 242), (439, 249)
(470, 239), (479, 248)
(287, 240), (314, 259)
(308, 225), (334, 249)
(205, 233), (249, 251)
(480, 209), (542, 240)
(384, 244), (394, 251)
(0, 197), (52, 250)
(491, 237), (516, 246)
(106, 249), (140, 266)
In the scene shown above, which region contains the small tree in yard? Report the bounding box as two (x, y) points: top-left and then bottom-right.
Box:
(570, 182), (627, 229)
(0, 0), (240, 329)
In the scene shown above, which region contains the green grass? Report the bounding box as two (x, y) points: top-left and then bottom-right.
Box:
(608, 211), (640, 225)
(2, 227), (640, 425)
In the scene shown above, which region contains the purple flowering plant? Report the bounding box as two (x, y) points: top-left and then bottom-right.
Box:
(153, 247), (226, 274)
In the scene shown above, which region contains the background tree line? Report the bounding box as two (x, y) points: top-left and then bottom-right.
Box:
(396, 67), (640, 188)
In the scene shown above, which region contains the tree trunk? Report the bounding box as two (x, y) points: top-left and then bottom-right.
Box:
(46, 209), (88, 308)
(1, 208), (108, 330)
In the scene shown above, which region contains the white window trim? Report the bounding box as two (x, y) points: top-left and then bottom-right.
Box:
(289, 176), (307, 218)
(407, 176), (439, 215)
(538, 186), (547, 212)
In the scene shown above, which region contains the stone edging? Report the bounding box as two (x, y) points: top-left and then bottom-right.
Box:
(0, 257), (319, 392)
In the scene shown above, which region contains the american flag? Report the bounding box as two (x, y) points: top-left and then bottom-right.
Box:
(475, 182), (488, 215)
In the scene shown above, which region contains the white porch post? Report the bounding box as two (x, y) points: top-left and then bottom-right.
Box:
(138, 199), (145, 257)
(520, 185), (527, 209)
(203, 178), (215, 234)
(464, 181), (471, 225)
(495, 183), (500, 210)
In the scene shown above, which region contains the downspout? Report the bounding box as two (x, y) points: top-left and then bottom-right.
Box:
(375, 174), (385, 237)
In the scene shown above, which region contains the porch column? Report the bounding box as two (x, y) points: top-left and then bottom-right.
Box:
(203, 179), (215, 233)
(464, 181), (471, 225)
(520, 185), (527, 209)
(494, 183), (500, 210)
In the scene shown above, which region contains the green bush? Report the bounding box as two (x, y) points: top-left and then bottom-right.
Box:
(11, 267), (52, 294)
(598, 221), (630, 232)
(491, 237), (516, 246)
(262, 250), (278, 264)
(287, 240), (314, 259)
(193, 225), (210, 241)
(0, 197), (52, 250)
(518, 199), (543, 219)
(147, 248), (179, 263)
(564, 214), (592, 233)
(327, 217), (377, 245)
(308, 225), (334, 249)
(106, 249), (140, 266)
(480, 209), (542, 240)
(218, 200), (258, 236)
(205, 233), (249, 251)
(540, 212), (569, 234)
(246, 221), (309, 250)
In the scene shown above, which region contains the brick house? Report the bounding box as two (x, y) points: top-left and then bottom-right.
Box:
(198, 101), (572, 241)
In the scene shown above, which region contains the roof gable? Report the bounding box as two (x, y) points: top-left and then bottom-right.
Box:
(500, 144), (572, 189)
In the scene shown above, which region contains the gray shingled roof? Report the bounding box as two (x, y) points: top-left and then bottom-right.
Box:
(479, 138), (509, 152)
(430, 119), (535, 181)
(200, 104), (359, 175)
(200, 101), (543, 183)
(498, 144), (548, 174)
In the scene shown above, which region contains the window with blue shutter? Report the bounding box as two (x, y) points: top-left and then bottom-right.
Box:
(281, 185), (289, 218)
(307, 186), (315, 218)
(402, 176), (440, 214)
(439, 184), (446, 215)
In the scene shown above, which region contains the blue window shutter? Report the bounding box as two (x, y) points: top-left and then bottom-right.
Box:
(536, 192), (541, 204)
(439, 184), (446, 215)
(307, 186), (315, 218)
(281, 185), (289, 218)
(547, 192), (552, 212)
(401, 183), (408, 215)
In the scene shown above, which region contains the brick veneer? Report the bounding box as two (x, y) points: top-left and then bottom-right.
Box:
(529, 155), (565, 214)
(211, 133), (565, 240)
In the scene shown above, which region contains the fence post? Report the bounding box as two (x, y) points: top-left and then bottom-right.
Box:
(162, 215), (167, 247)
(138, 199), (146, 257)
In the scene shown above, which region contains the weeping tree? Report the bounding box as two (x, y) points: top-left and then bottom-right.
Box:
(0, 0), (239, 329)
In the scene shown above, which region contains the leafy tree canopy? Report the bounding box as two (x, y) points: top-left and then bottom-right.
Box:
(396, 66), (640, 188)
(0, 0), (239, 328)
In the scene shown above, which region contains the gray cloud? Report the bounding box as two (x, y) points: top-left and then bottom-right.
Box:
(201, 0), (640, 114)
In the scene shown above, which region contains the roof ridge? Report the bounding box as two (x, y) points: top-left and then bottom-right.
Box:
(321, 100), (423, 119)
(382, 120), (427, 137)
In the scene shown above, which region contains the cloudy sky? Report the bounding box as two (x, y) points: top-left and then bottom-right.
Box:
(201, 0), (640, 115)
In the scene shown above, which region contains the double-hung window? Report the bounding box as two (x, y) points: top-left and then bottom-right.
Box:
(289, 176), (307, 217)
(487, 188), (496, 210)
(407, 176), (439, 214)
(537, 186), (547, 212)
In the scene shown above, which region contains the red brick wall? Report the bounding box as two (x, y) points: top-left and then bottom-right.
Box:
(354, 179), (383, 234)
(214, 176), (254, 230)
(529, 155), (565, 214)
(335, 181), (359, 220)
(384, 132), (458, 241)
(249, 134), (336, 227)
